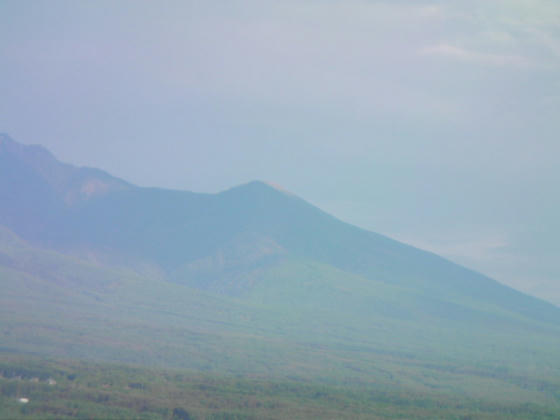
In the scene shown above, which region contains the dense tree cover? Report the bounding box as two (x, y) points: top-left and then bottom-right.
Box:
(1, 354), (559, 420)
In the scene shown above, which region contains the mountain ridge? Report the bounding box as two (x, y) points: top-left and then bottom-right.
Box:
(1, 134), (559, 326)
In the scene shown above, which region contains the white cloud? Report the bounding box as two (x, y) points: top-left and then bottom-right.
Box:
(392, 233), (510, 264)
(418, 43), (533, 67)
(417, 4), (444, 19)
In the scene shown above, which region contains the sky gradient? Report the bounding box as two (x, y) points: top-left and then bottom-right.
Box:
(1, 0), (559, 303)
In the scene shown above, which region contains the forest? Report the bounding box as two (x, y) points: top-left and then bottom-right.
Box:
(1, 354), (559, 420)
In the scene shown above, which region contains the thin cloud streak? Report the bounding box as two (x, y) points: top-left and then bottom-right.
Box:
(418, 43), (534, 67)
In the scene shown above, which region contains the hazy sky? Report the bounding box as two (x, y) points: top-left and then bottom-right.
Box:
(1, 1), (559, 303)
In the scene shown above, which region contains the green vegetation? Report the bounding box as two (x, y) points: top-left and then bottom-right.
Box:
(1, 355), (559, 420)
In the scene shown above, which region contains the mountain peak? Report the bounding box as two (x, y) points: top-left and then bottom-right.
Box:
(0, 133), (59, 162)
(261, 181), (296, 196)
(0, 133), (21, 151)
(0, 134), (131, 204)
(0, 132), (14, 144)
(224, 180), (297, 198)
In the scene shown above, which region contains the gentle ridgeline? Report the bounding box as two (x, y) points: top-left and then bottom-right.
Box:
(1, 133), (560, 417)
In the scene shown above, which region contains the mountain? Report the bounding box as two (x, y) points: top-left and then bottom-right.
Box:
(1, 133), (557, 322)
(2, 134), (560, 408)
